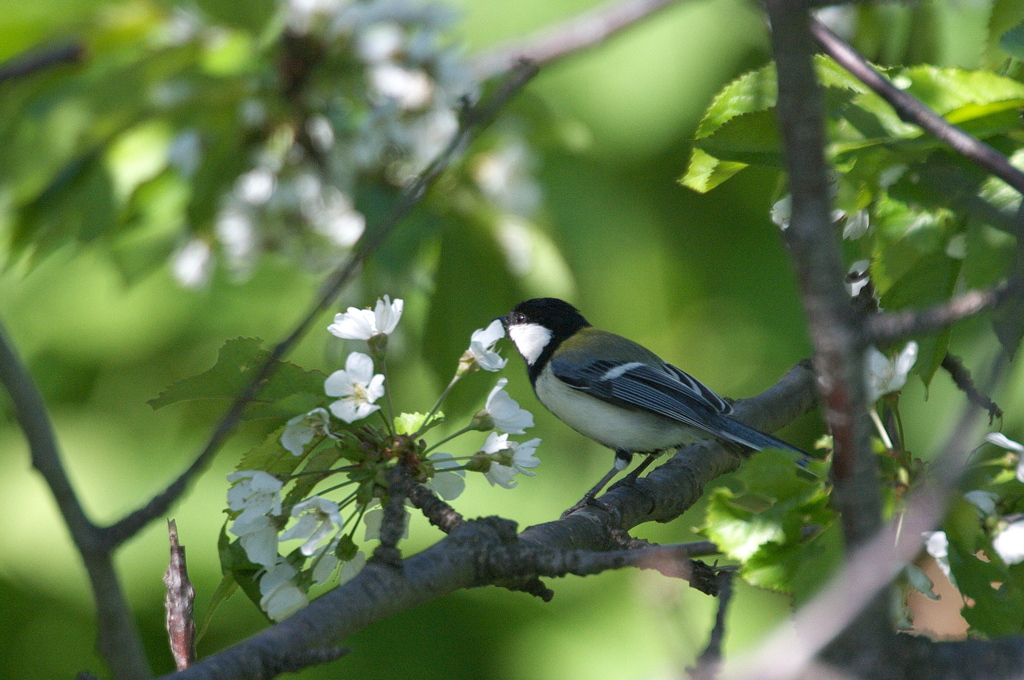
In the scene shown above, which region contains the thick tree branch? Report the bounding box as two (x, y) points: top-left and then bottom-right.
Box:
(768, 0), (879, 548)
(766, 0), (891, 675)
(100, 61), (540, 550)
(0, 319), (152, 680)
(472, 0), (684, 79)
(161, 364), (818, 680)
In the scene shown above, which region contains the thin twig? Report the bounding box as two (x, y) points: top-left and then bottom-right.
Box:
(867, 288), (1005, 344)
(0, 318), (152, 680)
(811, 18), (1024, 195)
(940, 353), (1003, 424)
(405, 480), (465, 533)
(100, 61), (540, 550)
(691, 570), (736, 680)
(0, 41), (85, 84)
(472, 0), (683, 79)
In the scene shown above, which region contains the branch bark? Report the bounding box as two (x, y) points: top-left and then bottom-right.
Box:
(160, 364), (818, 680)
(0, 319), (152, 680)
(766, 0), (891, 675)
(472, 0), (684, 79)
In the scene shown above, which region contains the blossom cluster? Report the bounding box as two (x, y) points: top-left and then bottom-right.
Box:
(224, 295), (541, 620)
(170, 0), (481, 286)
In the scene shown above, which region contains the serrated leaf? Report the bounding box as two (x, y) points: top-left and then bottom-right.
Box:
(880, 253), (962, 386)
(148, 337), (327, 418)
(283, 444), (346, 507)
(693, 110), (783, 167)
(236, 426), (304, 476)
(695, 63), (778, 140)
(680, 148), (748, 193)
(702, 450), (837, 595)
(394, 411), (445, 435)
(902, 65), (1024, 116)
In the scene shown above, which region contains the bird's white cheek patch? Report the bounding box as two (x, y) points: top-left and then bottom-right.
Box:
(508, 323), (552, 365)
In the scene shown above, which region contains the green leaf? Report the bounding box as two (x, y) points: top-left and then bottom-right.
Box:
(335, 534), (358, 562)
(901, 65), (1024, 117)
(217, 524), (266, 617)
(880, 252), (962, 386)
(964, 223), (1016, 289)
(701, 450), (838, 598)
(1000, 21), (1024, 60)
(236, 426), (304, 476)
(394, 411), (445, 435)
(694, 63), (778, 140)
(195, 574), (239, 643)
(693, 110), (782, 167)
(989, 0), (1024, 64)
(283, 444), (346, 507)
(13, 151), (117, 259)
(148, 337), (327, 418)
(680, 148), (748, 193)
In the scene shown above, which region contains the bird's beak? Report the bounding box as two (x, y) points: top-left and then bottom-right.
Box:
(494, 314), (510, 331)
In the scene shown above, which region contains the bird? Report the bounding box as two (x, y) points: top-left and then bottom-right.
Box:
(501, 297), (809, 515)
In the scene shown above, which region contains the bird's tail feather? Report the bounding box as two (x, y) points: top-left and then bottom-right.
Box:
(712, 416), (810, 460)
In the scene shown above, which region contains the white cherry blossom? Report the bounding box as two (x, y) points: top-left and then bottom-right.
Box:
(328, 295), (403, 340)
(484, 378), (534, 434)
(465, 319), (507, 372)
(259, 561), (307, 621)
(865, 342), (918, 402)
(280, 497), (343, 556)
(325, 352), (386, 423)
(280, 407), (331, 456)
(227, 471), (283, 567)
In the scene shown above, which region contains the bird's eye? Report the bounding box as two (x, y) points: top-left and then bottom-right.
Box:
(512, 312), (526, 323)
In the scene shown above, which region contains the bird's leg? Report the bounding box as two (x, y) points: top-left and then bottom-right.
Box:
(610, 452), (658, 490)
(561, 450), (632, 518)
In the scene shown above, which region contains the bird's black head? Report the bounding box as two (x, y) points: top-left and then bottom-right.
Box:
(505, 298), (591, 335)
(503, 298), (591, 377)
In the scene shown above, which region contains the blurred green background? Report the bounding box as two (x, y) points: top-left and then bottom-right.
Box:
(2, 0), (1022, 678)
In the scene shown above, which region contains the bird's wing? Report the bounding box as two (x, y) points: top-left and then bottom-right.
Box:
(550, 357), (809, 456)
(549, 358), (732, 430)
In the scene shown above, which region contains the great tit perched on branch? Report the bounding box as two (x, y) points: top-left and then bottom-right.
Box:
(501, 297), (810, 515)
